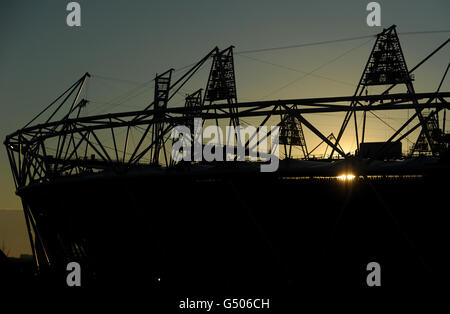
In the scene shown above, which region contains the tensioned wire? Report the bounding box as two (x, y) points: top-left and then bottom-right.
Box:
(86, 29), (450, 114)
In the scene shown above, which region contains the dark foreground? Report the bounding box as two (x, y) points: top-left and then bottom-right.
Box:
(2, 159), (449, 309)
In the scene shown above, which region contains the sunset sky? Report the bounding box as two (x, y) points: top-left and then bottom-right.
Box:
(0, 0), (449, 257)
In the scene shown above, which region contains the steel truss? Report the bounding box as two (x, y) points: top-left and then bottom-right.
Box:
(4, 27), (450, 191)
(3, 26), (450, 269)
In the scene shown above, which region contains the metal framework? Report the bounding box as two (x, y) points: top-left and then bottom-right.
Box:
(362, 26), (412, 86)
(280, 109), (308, 158)
(331, 25), (447, 158)
(410, 111), (442, 155)
(204, 46), (239, 127)
(4, 25), (450, 269)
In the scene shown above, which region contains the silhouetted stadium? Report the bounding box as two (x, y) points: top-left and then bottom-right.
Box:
(4, 25), (450, 290)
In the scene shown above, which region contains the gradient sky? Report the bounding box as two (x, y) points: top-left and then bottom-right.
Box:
(0, 0), (449, 256)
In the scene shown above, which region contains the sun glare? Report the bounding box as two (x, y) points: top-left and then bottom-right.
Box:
(337, 174), (356, 181)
